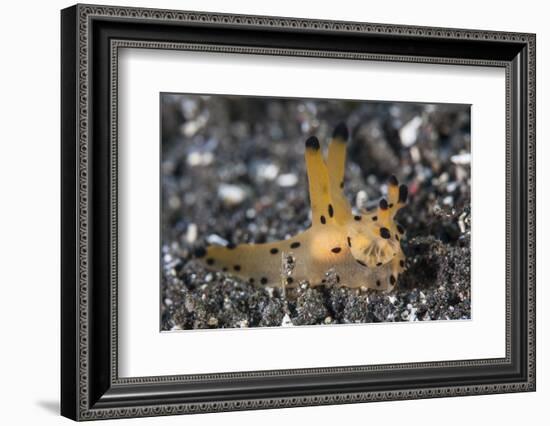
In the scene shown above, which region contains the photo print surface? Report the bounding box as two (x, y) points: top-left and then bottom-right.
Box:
(160, 94), (471, 331)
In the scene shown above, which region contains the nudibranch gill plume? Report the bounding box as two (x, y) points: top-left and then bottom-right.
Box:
(194, 123), (408, 291)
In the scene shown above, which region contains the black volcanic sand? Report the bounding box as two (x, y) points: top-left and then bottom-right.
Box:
(160, 95), (471, 330)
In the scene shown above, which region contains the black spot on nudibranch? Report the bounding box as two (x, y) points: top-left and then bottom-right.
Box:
(222, 267), (228, 272)
(379, 199), (389, 210)
(354, 215), (362, 221)
(331, 247), (342, 253)
(380, 227), (391, 239)
(389, 175), (399, 186)
(286, 277), (294, 284)
(234, 265), (241, 271)
(206, 258), (215, 265)
(328, 204), (334, 217)
(332, 122), (349, 141)
(390, 275), (396, 285)
(397, 224), (405, 234)
(194, 247), (206, 258)
(226, 243), (236, 250)
(340, 180), (344, 188)
(372, 216), (378, 221)
(249, 278), (255, 284)
(376, 280), (381, 287)
(305, 136), (320, 150)
(261, 277), (268, 285)
(290, 241), (301, 249)
(356, 260), (367, 267)
(376, 262), (382, 267)
(347, 237), (352, 247)
(320, 215), (326, 225)
(395, 234), (400, 241)
(398, 184), (408, 203)
(270, 248), (279, 254)
(399, 260), (405, 268)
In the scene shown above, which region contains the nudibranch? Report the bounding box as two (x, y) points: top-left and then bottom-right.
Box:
(194, 123), (408, 291)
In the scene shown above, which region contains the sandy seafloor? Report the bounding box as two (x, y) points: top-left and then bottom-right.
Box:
(160, 95), (471, 330)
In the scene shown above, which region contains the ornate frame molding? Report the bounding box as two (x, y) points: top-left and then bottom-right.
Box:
(61, 4), (536, 421)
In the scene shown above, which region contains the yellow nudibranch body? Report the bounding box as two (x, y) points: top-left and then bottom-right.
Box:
(194, 123), (408, 291)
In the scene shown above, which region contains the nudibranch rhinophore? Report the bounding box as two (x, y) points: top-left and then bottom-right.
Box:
(194, 123), (408, 291)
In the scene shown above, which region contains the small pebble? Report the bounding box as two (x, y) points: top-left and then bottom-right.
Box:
(451, 152), (471, 165)
(168, 196), (181, 210)
(399, 116), (422, 147)
(355, 190), (368, 209)
(446, 182), (458, 192)
(218, 184), (248, 206)
(207, 234), (228, 246)
(255, 162), (279, 181)
(277, 173), (298, 187)
(185, 223), (198, 243)
(281, 314), (294, 327)
(187, 150), (214, 167)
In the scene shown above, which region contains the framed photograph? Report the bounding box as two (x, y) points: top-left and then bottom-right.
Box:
(61, 4), (536, 421)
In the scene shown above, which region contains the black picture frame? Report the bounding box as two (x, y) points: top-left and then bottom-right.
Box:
(61, 4), (536, 421)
